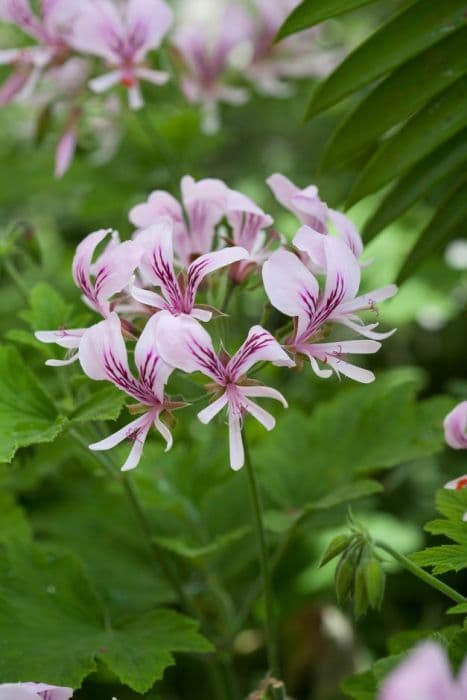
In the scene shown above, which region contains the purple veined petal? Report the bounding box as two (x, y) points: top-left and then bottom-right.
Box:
(35, 328), (84, 349)
(242, 396), (276, 431)
(338, 284), (398, 314)
(68, 0), (125, 63)
(0, 0), (46, 41)
(40, 0), (83, 42)
(262, 249), (319, 339)
(198, 392), (229, 424)
(315, 235), (361, 325)
(227, 324), (295, 381)
(266, 172), (299, 210)
(89, 70), (122, 94)
(293, 225), (327, 271)
(92, 239), (143, 316)
(237, 384), (288, 407)
(181, 175), (229, 255)
(291, 186), (328, 232)
(378, 641), (457, 700)
(443, 401), (467, 450)
(328, 208), (364, 259)
(333, 315), (397, 341)
(72, 228), (111, 308)
(129, 190), (184, 229)
(228, 410), (244, 470)
(136, 219), (183, 311)
(136, 66), (170, 86)
(89, 410), (153, 472)
(21, 682), (74, 700)
(226, 188), (273, 251)
(130, 279), (167, 311)
(185, 246), (249, 311)
(126, 0), (173, 62)
(155, 312), (225, 382)
(134, 313), (172, 401)
(55, 123), (77, 178)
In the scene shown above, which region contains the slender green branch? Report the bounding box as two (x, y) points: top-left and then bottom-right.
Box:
(243, 432), (280, 678)
(374, 540), (466, 605)
(221, 279), (237, 314)
(2, 256), (30, 301)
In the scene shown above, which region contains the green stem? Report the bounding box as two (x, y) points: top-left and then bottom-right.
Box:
(220, 279), (237, 314)
(243, 432), (280, 678)
(375, 540), (466, 605)
(2, 256), (29, 301)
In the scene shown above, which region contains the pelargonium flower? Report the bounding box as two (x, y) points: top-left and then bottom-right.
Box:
(79, 312), (178, 471)
(172, 3), (251, 133)
(0, 682), (73, 700)
(378, 641), (467, 700)
(0, 0), (82, 103)
(443, 401), (467, 450)
(225, 188), (277, 283)
(267, 173), (364, 260)
(129, 175), (230, 264)
(131, 218), (249, 321)
(444, 474), (467, 522)
(263, 227), (396, 383)
(69, 0), (173, 109)
(36, 229), (142, 365)
(155, 312), (294, 470)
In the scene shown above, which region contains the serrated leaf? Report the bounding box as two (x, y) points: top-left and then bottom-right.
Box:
(397, 176), (467, 283)
(306, 0), (467, 118)
(20, 283), (72, 331)
(0, 542), (211, 692)
(321, 28), (467, 170)
(276, 0), (379, 40)
(71, 386), (126, 423)
(341, 669), (376, 700)
(0, 346), (68, 463)
(362, 130), (467, 240)
(153, 526), (249, 561)
(347, 77), (467, 206)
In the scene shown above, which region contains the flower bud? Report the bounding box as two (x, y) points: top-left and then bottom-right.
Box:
(319, 534), (352, 567)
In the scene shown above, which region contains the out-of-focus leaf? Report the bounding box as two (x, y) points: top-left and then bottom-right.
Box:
(71, 386), (126, 423)
(321, 28), (467, 169)
(362, 130), (467, 240)
(346, 77), (467, 205)
(0, 346), (67, 463)
(341, 670), (376, 700)
(153, 526), (249, 561)
(254, 369), (452, 510)
(20, 283), (73, 331)
(0, 493), (31, 543)
(412, 489), (467, 575)
(0, 542), (211, 692)
(306, 0), (467, 118)
(276, 0), (379, 40)
(397, 176), (467, 283)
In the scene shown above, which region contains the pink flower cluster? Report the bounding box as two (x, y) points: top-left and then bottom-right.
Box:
(0, 0), (339, 172)
(37, 174), (397, 471)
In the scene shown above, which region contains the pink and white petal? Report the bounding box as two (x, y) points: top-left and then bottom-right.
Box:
(136, 219), (181, 308)
(198, 392), (229, 424)
(69, 0), (124, 62)
(444, 475), (467, 490)
(328, 208), (363, 258)
(94, 239), (143, 312)
(0, 48), (22, 64)
(72, 228), (111, 301)
(293, 225), (328, 270)
(314, 339), (381, 355)
(242, 397), (276, 431)
(88, 70), (121, 93)
(46, 353), (79, 367)
(339, 284), (398, 314)
(262, 249), (319, 337)
(185, 246), (249, 309)
(130, 281), (166, 310)
(191, 307), (213, 322)
(333, 315), (397, 340)
(181, 175), (228, 254)
(153, 411), (173, 452)
(443, 401), (467, 450)
(318, 235), (361, 318)
(155, 312), (225, 382)
(135, 313), (172, 400)
(126, 0), (173, 60)
(35, 328), (84, 349)
(0, 70), (31, 106)
(291, 186), (327, 231)
(23, 680), (74, 700)
(79, 313), (130, 383)
(238, 384), (288, 407)
(55, 125), (77, 178)
(228, 411), (244, 471)
(89, 411), (151, 451)
(128, 82), (144, 111)
(130, 190), (184, 229)
(326, 357), (375, 384)
(136, 67), (170, 86)
(266, 172), (299, 211)
(228, 324), (294, 381)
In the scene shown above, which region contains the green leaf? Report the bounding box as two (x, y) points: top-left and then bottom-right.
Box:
(346, 77), (467, 205)
(447, 602), (467, 616)
(341, 670), (376, 700)
(306, 0), (467, 118)
(254, 368), (451, 511)
(362, 129), (467, 240)
(0, 542), (211, 691)
(276, 0), (379, 40)
(70, 386), (126, 423)
(20, 283), (72, 331)
(0, 346), (68, 463)
(321, 28), (467, 170)
(412, 488), (467, 574)
(0, 493), (31, 544)
(153, 526), (250, 561)
(397, 176), (467, 283)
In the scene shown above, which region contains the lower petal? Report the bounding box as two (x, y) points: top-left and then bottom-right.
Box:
(228, 412), (244, 471)
(198, 393), (229, 424)
(242, 398), (276, 431)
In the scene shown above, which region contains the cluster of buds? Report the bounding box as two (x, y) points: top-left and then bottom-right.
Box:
(320, 513), (386, 618)
(0, 0), (339, 173)
(37, 173), (397, 471)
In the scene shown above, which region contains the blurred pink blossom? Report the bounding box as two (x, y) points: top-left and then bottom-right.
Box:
(444, 401), (467, 450)
(0, 682), (73, 700)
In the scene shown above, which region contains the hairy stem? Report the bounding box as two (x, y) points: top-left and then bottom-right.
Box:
(243, 432), (280, 678)
(375, 540), (466, 605)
